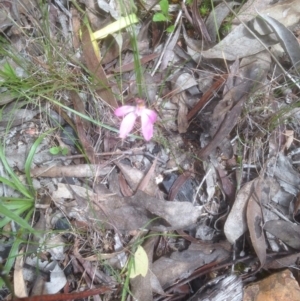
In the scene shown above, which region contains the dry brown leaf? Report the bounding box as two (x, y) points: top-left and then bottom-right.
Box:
(203, 0), (300, 60)
(233, 0), (300, 28)
(14, 250), (27, 298)
(137, 157), (158, 194)
(283, 130), (294, 151)
(265, 252), (300, 269)
(191, 0), (211, 41)
(199, 94), (246, 160)
(152, 242), (230, 289)
(246, 180), (266, 267)
(81, 25), (118, 108)
(115, 161), (157, 196)
(70, 91), (100, 164)
(54, 188), (203, 231)
(224, 179), (256, 244)
(118, 173), (134, 197)
(187, 75), (226, 121)
(199, 51), (271, 159)
(172, 92), (189, 133)
(264, 220), (300, 250)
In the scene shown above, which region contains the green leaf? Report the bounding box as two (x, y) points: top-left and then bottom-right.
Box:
(1, 62), (17, 79)
(49, 146), (60, 155)
(0, 176), (18, 191)
(129, 245), (149, 278)
(0, 204), (32, 228)
(166, 25), (175, 33)
(159, 0), (169, 16)
(61, 147), (68, 156)
(153, 12), (168, 22)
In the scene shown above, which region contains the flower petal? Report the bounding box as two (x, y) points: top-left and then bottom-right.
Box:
(144, 109), (157, 123)
(141, 112), (155, 141)
(114, 106), (135, 117)
(119, 112), (137, 139)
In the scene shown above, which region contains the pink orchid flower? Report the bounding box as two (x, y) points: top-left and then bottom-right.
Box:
(114, 99), (157, 141)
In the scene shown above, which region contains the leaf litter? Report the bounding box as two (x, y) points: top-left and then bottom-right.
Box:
(1, 0), (300, 300)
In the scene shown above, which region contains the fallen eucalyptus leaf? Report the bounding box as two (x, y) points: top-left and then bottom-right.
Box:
(264, 220), (300, 250)
(258, 13), (300, 72)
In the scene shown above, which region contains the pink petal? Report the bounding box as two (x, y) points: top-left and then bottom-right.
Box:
(119, 112), (137, 139)
(144, 109), (157, 123)
(141, 112), (155, 141)
(114, 106), (135, 117)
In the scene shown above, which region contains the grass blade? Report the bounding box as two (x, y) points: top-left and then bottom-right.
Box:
(0, 145), (31, 199)
(24, 128), (55, 193)
(0, 202), (35, 233)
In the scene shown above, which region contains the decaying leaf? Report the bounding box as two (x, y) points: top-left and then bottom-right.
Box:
(264, 220), (300, 250)
(224, 180), (255, 244)
(199, 51), (271, 159)
(116, 161), (157, 196)
(53, 187), (203, 231)
(152, 242), (230, 289)
(246, 180), (267, 267)
(81, 24), (118, 108)
(258, 13), (300, 71)
(201, 23), (276, 60)
(268, 153), (300, 196)
(265, 252), (300, 269)
(202, 0), (300, 61)
(23, 258), (67, 296)
(233, 0), (300, 28)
